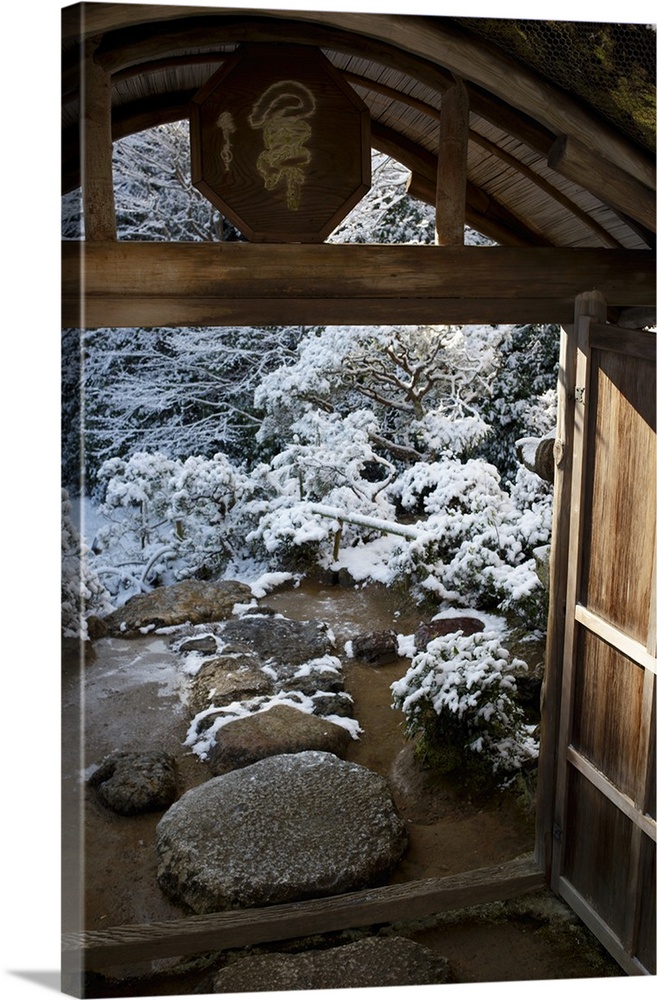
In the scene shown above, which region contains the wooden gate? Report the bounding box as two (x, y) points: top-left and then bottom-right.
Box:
(549, 294), (656, 975)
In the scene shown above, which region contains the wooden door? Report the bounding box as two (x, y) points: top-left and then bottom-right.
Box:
(550, 305), (656, 975)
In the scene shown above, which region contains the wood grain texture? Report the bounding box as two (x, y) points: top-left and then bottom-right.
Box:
(435, 80), (469, 246)
(64, 294), (597, 329)
(579, 338), (656, 643)
(563, 770), (634, 942)
(571, 631), (646, 801)
(63, 6), (655, 189)
(61, 242), (656, 328)
(81, 40), (116, 241)
(551, 306), (656, 975)
(61, 855), (544, 970)
(549, 135), (656, 232)
(551, 294), (608, 891)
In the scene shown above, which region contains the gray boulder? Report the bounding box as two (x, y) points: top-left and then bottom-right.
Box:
(219, 615), (334, 665)
(203, 936), (450, 992)
(206, 703), (353, 774)
(351, 630), (399, 665)
(156, 751), (407, 913)
(311, 690), (354, 717)
(177, 633), (220, 654)
(89, 751), (177, 815)
(187, 653), (274, 716)
(100, 580), (253, 637)
(274, 659), (344, 696)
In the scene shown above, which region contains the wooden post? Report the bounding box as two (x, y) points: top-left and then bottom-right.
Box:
(81, 38), (116, 241)
(534, 291), (607, 877)
(435, 79), (469, 246)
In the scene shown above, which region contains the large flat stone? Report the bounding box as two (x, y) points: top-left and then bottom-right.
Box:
(156, 751), (407, 913)
(219, 615), (334, 665)
(187, 653), (274, 716)
(204, 936), (451, 992)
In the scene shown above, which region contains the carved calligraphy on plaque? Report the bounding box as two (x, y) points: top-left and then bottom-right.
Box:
(190, 44), (371, 242)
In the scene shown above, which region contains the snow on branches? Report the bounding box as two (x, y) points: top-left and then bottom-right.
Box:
(391, 629), (539, 785)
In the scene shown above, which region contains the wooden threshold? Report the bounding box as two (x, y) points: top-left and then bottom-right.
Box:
(62, 855), (545, 971)
(62, 242), (656, 329)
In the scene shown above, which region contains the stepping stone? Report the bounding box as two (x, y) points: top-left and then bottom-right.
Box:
(206, 703), (353, 774)
(203, 935), (451, 992)
(89, 751), (177, 815)
(156, 750), (407, 912)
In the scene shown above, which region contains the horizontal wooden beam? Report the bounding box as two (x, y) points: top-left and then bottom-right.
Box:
(62, 241), (656, 328)
(62, 855), (545, 971)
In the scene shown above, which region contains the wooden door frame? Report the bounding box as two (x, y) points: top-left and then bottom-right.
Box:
(538, 293), (656, 975)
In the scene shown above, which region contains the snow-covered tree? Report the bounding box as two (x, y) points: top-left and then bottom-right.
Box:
(62, 120), (243, 243)
(61, 489), (114, 637)
(91, 450), (253, 597)
(478, 323), (560, 482)
(71, 324), (303, 493)
(329, 151), (435, 244)
(330, 149), (493, 247)
(255, 324), (495, 468)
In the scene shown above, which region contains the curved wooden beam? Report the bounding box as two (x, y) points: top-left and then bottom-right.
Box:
(371, 123), (552, 247)
(66, 15), (553, 162)
(343, 70), (623, 248)
(64, 6), (655, 190)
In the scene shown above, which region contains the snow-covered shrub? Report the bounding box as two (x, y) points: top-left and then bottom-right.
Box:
(244, 497), (335, 570)
(383, 458), (552, 626)
(93, 451), (251, 597)
(409, 409), (490, 460)
(391, 630), (539, 788)
(243, 406), (401, 568)
(61, 489), (113, 638)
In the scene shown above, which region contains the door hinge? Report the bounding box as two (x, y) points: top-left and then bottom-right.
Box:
(574, 386), (585, 403)
(553, 823), (563, 842)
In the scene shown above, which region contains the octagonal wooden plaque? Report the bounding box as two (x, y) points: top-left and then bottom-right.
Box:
(190, 44), (371, 242)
